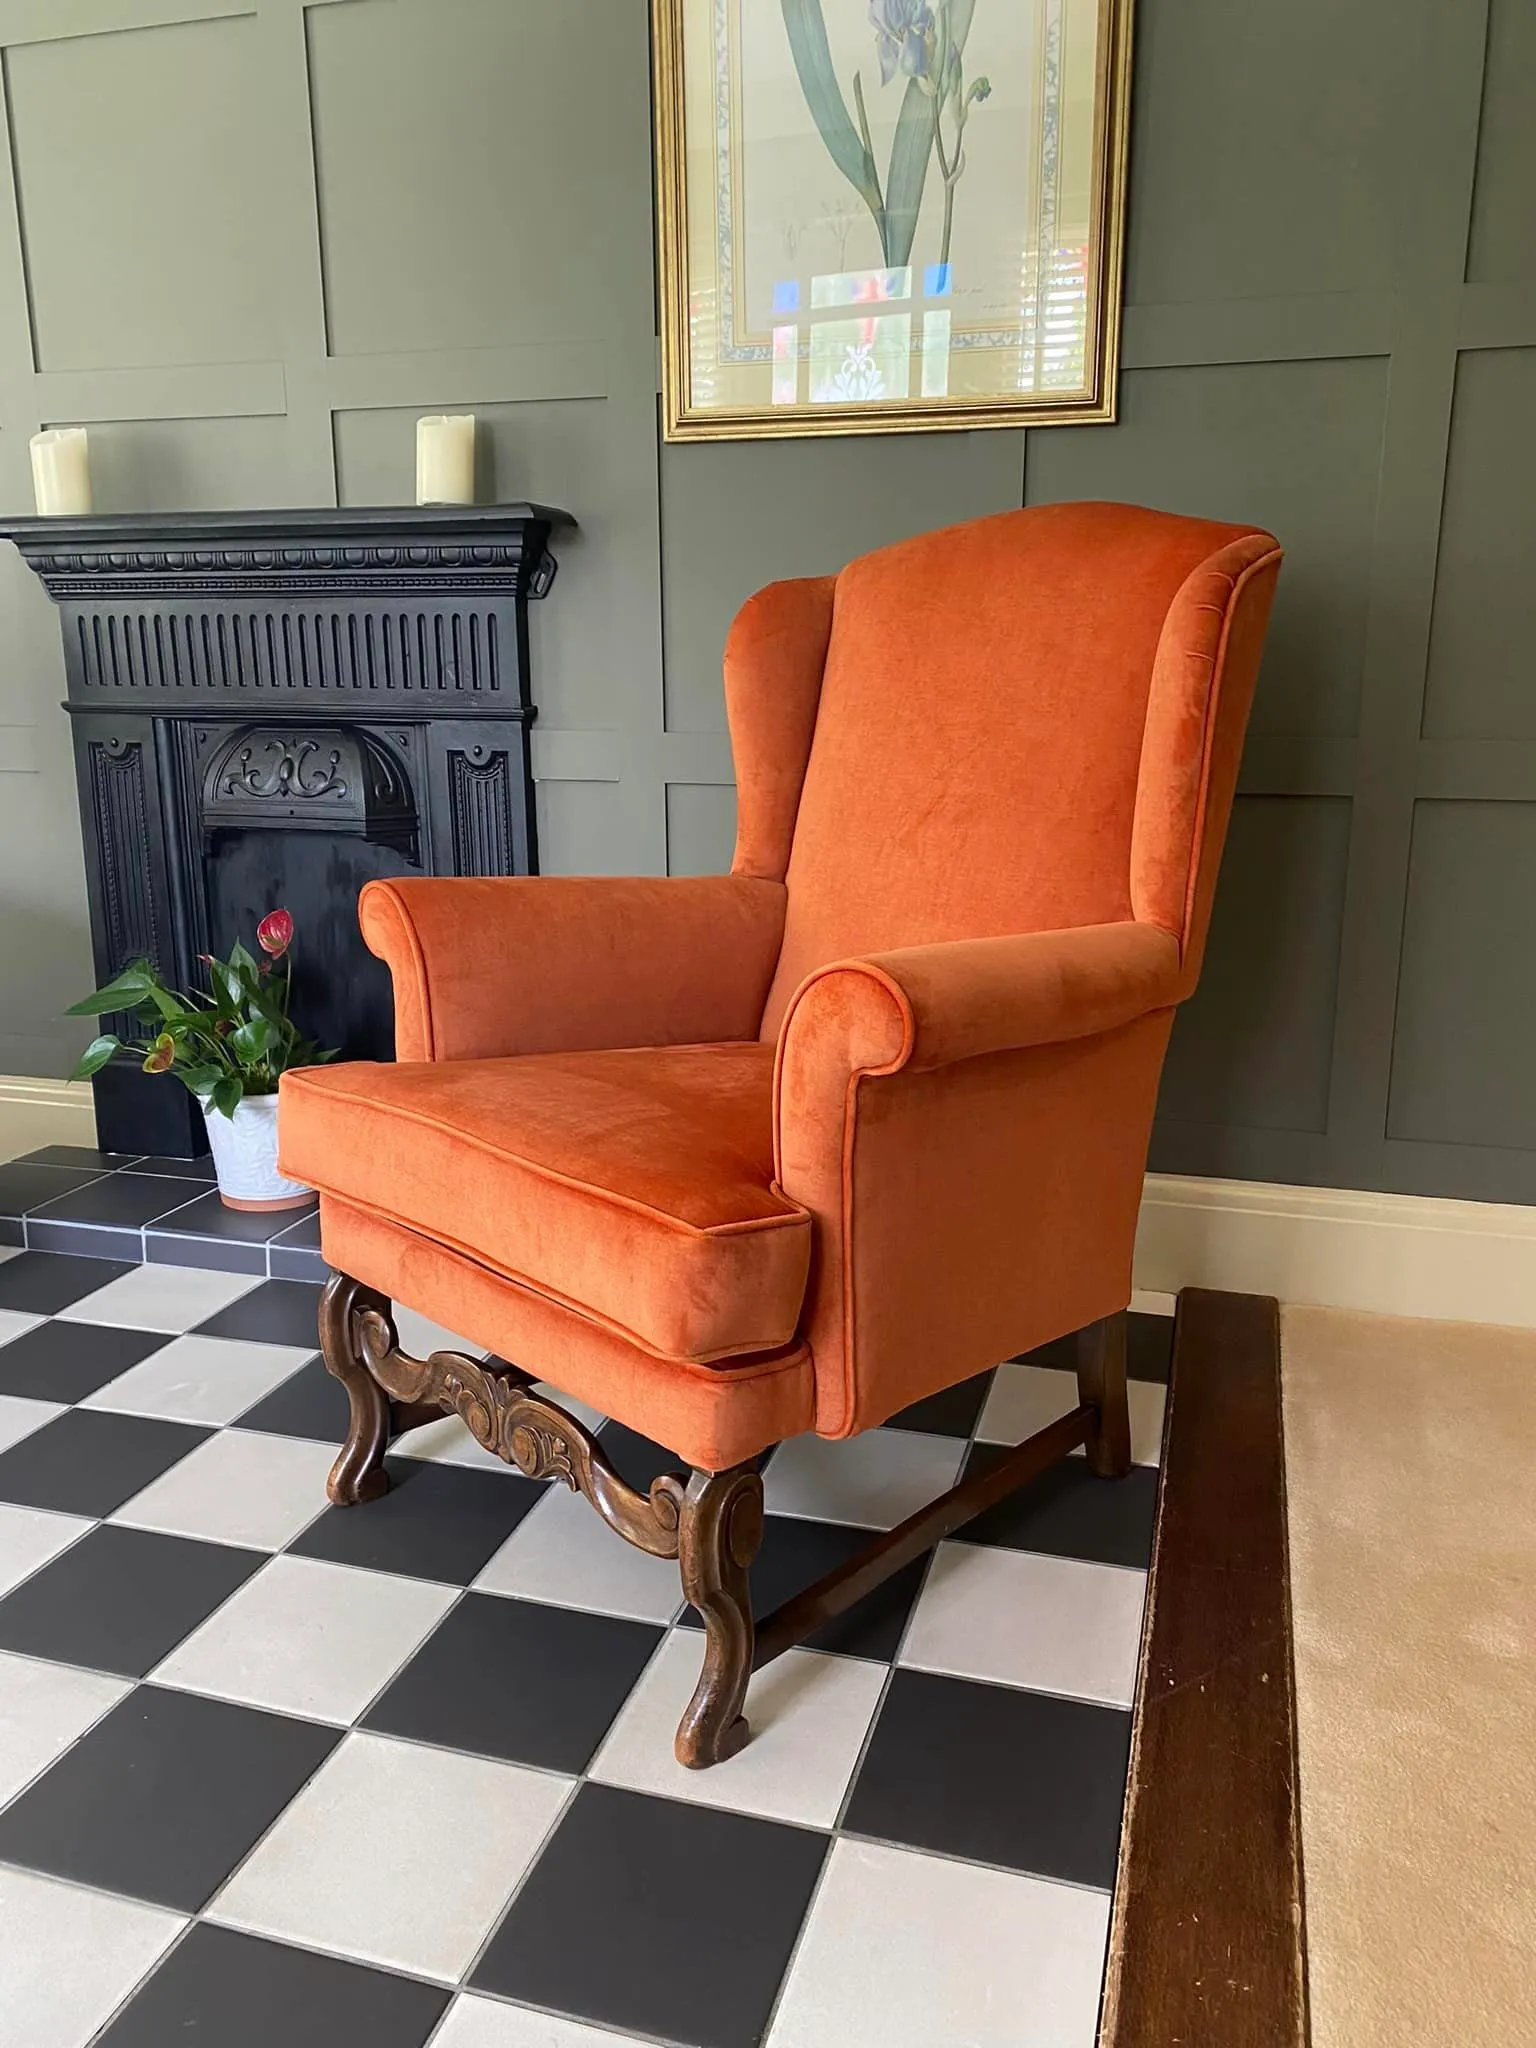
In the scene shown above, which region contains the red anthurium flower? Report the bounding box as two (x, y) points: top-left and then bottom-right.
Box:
(142, 1034), (176, 1074)
(256, 908), (294, 958)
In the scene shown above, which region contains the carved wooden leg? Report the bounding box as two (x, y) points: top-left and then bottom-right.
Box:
(319, 1271), (394, 1506)
(1076, 1309), (1133, 1479)
(674, 1463), (765, 1768)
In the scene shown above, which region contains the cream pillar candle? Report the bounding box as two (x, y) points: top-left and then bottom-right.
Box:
(30, 427), (92, 516)
(415, 414), (476, 505)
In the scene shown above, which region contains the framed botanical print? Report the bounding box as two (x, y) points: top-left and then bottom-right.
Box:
(652, 0), (1134, 441)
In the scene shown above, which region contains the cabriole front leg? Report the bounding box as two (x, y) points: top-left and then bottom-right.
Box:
(675, 1464), (765, 1769)
(319, 1271), (395, 1505)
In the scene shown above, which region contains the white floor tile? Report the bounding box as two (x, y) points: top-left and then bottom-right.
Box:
(210, 1730), (572, 1982)
(80, 1334), (313, 1426)
(434, 1997), (653, 2047)
(55, 1263), (259, 1333)
(900, 1542), (1145, 1707)
(0, 1307), (44, 1349)
(393, 1412), (501, 1469)
(976, 1362), (1167, 1466)
(765, 1837), (1109, 2048)
(0, 1502), (91, 1596)
(591, 1635), (886, 1828)
(476, 1482), (682, 1625)
(763, 1428), (964, 1529)
(0, 1866), (185, 2048)
(531, 1380), (607, 1433)
(0, 1650), (131, 1808)
(111, 1428), (335, 1550)
(1130, 1288), (1176, 1317)
(152, 1554), (456, 1724)
(0, 1394), (64, 1456)
(394, 1304), (485, 1360)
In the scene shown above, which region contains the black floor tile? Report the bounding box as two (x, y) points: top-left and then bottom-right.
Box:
(12, 1145), (138, 1172)
(885, 1367), (997, 1438)
(1128, 1310), (1174, 1384)
(196, 1277), (324, 1348)
(0, 1217), (20, 1248)
(365, 1592), (662, 1772)
(0, 1248), (135, 1314)
(597, 1419), (689, 1491)
(678, 1512), (928, 1661)
(1012, 1310), (1172, 1386)
(0, 1318), (169, 1403)
(96, 1925), (450, 2048)
(128, 1153), (216, 1179)
(957, 1442), (1159, 1569)
(271, 1209), (321, 1247)
(142, 1187), (312, 1243)
(842, 1667), (1131, 1889)
(270, 1242), (327, 1282)
(145, 1230), (267, 1276)
(0, 1408), (209, 1517)
(472, 1783), (828, 2048)
(97, 1925), (449, 2048)
(288, 1455), (544, 1584)
(234, 1355), (348, 1442)
(27, 1220), (147, 1261)
(0, 1684), (339, 1910)
(0, 1524), (263, 1676)
(0, 1160), (108, 1217)
(22, 1171), (205, 1229)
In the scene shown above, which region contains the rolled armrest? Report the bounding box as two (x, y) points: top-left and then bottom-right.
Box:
(775, 921), (1181, 1084)
(360, 873), (786, 1061)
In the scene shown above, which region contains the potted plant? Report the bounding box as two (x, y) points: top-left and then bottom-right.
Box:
(67, 909), (336, 1211)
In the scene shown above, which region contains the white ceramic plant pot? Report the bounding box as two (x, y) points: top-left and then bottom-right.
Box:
(200, 1091), (313, 1212)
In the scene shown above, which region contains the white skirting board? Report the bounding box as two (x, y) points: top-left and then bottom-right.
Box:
(1136, 1172), (1536, 1330)
(0, 1075), (98, 1160)
(1, 1075), (1532, 1327)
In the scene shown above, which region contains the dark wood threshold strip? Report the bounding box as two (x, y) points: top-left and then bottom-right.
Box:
(1099, 1287), (1309, 2048)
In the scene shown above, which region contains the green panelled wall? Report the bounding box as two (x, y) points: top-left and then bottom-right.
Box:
(0, 0), (1530, 1203)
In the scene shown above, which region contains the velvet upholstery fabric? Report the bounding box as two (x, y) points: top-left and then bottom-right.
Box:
(358, 873), (785, 1063)
(317, 1195), (815, 1472)
(280, 501), (1280, 1471)
(281, 1045), (809, 1364)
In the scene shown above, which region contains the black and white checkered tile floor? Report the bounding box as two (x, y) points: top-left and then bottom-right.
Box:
(0, 1246), (1170, 2048)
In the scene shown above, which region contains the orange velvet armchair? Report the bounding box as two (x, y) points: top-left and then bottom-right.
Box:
(279, 501), (1281, 1766)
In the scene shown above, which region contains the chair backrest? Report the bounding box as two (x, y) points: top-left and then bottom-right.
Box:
(722, 502), (1282, 1036)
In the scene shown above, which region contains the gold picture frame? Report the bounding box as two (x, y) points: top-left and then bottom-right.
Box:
(653, 0), (1135, 442)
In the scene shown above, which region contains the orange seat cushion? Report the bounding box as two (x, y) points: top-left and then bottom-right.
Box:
(280, 1043), (811, 1365)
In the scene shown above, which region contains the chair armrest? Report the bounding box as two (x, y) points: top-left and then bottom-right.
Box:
(360, 874), (786, 1061)
(773, 922), (1181, 1439)
(774, 921), (1181, 1094)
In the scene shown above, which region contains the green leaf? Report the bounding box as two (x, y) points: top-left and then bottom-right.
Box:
(70, 1034), (121, 1080)
(230, 1015), (276, 1065)
(208, 1074), (244, 1120)
(64, 962), (157, 1017)
(228, 940), (260, 982)
(883, 76), (939, 268)
(781, 0), (885, 234)
(177, 1062), (223, 1098)
(141, 983), (199, 1025)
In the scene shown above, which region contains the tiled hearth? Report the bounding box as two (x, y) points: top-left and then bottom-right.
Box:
(0, 1148), (322, 1284)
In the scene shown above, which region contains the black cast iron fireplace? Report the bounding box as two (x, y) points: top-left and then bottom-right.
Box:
(1, 504), (572, 1158)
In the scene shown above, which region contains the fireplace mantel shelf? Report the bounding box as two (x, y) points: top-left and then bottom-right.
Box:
(0, 503), (574, 601)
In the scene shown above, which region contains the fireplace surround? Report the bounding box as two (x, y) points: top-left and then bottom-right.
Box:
(2, 503), (572, 1158)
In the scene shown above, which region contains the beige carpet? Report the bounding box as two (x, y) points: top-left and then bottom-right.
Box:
(1282, 1306), (1536, 2048)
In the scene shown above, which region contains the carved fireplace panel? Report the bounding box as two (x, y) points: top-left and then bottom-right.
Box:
(2, 505), (571, 1156)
